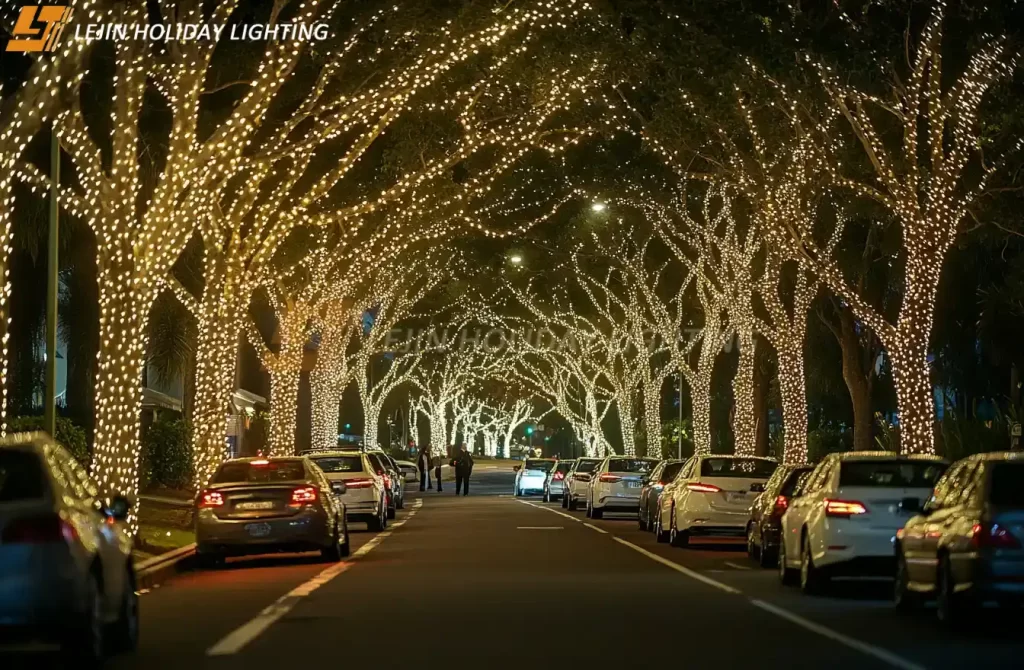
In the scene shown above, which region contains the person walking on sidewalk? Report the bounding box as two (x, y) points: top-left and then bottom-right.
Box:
(418, 447), (431, 491)
(453, 444), (475, 496)
(432, 453), (443, 492)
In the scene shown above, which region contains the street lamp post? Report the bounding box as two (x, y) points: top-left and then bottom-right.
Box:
(677, 371), (683, 460)
(44, 127), (59, 438)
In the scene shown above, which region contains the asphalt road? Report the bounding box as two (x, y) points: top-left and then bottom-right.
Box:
(7, 467), (1021, 669)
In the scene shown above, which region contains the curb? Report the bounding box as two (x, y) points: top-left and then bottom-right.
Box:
(135, 542), (196, 589)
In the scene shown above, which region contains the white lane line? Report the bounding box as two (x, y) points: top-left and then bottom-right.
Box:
(207, 509), (415, 656)
(516, 500), (582, 523)
(517, 526), (563, 530)
(724, 561), (751, 571)
(583, 523), (608, 534)
(749, 599), (927, 670)
(610, 537), (742, 595)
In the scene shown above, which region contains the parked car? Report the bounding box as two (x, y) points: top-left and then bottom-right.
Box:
(586, 457), (660, 519)
(365, 451), (402, 517)
(543, 459), (574, 502)
(514, 458), (557, 496)
(895, 452), (1024, 624)
(380, 452), (406, 510)
(656, 455), (777, 547)
(195, 456), (350, 565)
(779, 451), (947, 593)
(0, 433), (138, 665)
(638, 459), (685, 531)
(563, 457), (603, 510)
(306, 451), (388, 531)
(746, 463), (815, 567)
(395, 459), (419, 483)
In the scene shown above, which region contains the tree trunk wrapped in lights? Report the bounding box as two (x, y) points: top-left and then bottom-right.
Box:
(309, 300), (357, 452)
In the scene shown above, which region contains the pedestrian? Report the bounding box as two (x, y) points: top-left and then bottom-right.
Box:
(433, 453), (443, 492)
(418, 446), (431, 491)
(454, 444), (474, 496)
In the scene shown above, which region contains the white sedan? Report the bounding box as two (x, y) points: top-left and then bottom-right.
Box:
(778, 451), (947, 593)
(586, 457), (660, 518)
(656, 455), (777, 547)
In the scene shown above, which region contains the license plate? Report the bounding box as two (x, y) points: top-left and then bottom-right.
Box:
(726, 492), (747, 503)
(236, 501), (276, 510)
(626, 481), (642, 489)
(245, 523), (272, 537)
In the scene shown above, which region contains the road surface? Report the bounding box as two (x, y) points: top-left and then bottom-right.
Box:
(6, 468), (1021, 669)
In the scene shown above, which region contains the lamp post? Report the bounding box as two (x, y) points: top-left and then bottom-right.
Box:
(44, 127), (59, 437)
(677, 371), (683, 460)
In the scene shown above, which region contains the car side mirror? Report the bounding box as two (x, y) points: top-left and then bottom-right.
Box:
(332, 481), (348, 496)
(749, 483), (765, 493)
(107, 495), (132, 521)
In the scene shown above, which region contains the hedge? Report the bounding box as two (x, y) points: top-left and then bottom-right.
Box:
(7, 415), (90, 467)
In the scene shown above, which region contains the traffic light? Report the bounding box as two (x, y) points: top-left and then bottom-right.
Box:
(344, 423), (351, 431)
(526, 426), (534, 435)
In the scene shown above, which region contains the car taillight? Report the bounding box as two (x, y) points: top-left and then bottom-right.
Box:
(599, 474), (621, 483)
(290, 486), (319, 506)
(379, 471), (392, 488)
(824, 499), (868, 517)
(345, 477), (374, 489)
(199, 490), (224, 508)
(686, 482), (722, 493)
(772, 495), (789, 517)
(553, 471), (565, 481)
(2, 514), (78, 544)
(972, 523), (1022, 549)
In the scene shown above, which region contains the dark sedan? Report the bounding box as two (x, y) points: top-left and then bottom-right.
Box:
(746, 463), (813, 567)
(638, 459), (685, 531)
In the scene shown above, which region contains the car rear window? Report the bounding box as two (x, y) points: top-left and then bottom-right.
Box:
(989, 462), (1024, 506)
(781, 468), (814, 496)
(525, 460), (555, 472)
(661, 462), (684, 482)
(365, 454), (386, 472)
(700, 458), (776, 478)
(575, 460), (601, 473)
(310, 456), (364, 473)
(839, 460), (946, 488)
(555, 462), (573, 473)
(0, 450), (46, 501)
(212, 461), (307, 483)
(608, 459), (657, 473)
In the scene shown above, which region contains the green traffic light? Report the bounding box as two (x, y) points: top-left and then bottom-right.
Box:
(526, 426), (534, 435)
(345, 423), (351, 430)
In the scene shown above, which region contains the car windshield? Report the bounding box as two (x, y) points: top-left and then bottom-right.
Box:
(608, 458), (657, 473)
(839, 460), (946, 488)
(212, 461), (306, 484)
(989, 462), (1024, 506)
(781, 468), (814, 496)
(555, 462), (573, 473)
(661, 462), (684, 482)
(0, 449), (46, 502)
(575, 460), (601, 474)
(524, 460), (555, 472)
(309, 456), (364, 473)
(700, 458), (776, 478)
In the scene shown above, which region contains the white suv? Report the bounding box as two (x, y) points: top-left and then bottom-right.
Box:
(586, 457), (660, 519)
(564, 457), (603, 510)
(778, 451), (948, 593)
(656, 455), (777, 546)
(307, 452), (388, 531)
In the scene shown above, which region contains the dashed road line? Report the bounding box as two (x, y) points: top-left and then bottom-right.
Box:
(517, 526), (564, 530)
(725, 561), (751, 571)
(583, 522), (609, 534)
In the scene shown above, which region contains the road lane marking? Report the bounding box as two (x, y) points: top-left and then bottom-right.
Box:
(207, 511), (412, 656)
(749, 599), (927, 670)
(610, 537), (742, 594)
(583, 523), (608, 534)
(517, 526), (564, 530)
(516, 499), (582, 523)
(724, 562), (751, 570)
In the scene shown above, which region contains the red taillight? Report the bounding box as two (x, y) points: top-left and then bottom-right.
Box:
(251, 459), (270, 466)
(1, 514), (78, 544)
(972, 523), (1022, 549)
(772, 495), (789, 516)
(824, 499), (868, 517)
(599, 473), (621, 483)
(345, 477), (374, 489)
(199, 490), (224, 508)
(686, 482), (722, 493)
(553, 471), (565, 481)
(379, 471), (392, 489)
(290, 486), (319, 506)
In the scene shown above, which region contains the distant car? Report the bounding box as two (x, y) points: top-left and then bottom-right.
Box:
(779, 451), (947, 593)
(0, 433), (138, 664)
(543, 460), (574, 502)
(563, 457), (604, 510)
(656, 455), (777, 547)
(586, 457), (660, 519)
(746, 463), (814, 567)
(638, 459), (685, 531)
(514, 458), (557, 496)
(896, 452), (1024, 625)
(306, 451), (388, 531)
(195, 456), (350, 566)
(364, 451), (402, 517)
(396, 460), (419, 483)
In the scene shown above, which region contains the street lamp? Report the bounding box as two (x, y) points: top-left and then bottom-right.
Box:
(509, 254), (523, 265)
(591, 202), (606, 213)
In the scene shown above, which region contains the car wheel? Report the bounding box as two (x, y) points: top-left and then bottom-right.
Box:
(757, 530), (777, 569)
(590, 502), (603, 519)
(543, 488), (550, 503)
(936, 554), (974, 627)
(746, 523), (759, 560)
(800, 534), (826, 594)
(339, 519), (351, 558)
(669, 509), (688, 548)
(195, 548), (224, 570)
(894, 549), (920, 611)
(562, 492), (569, 509)
(778, 536), (798, 585)
(568, 495), (577, 511)
(321, 525), (343, 562)
(638, 502), (648, 531)
(106, 566), (139, 654)
(397, 495), (405, 510)
(654, 511), (669, 543)
(387, 505), (396, 520)
(64, 572), (104, 669)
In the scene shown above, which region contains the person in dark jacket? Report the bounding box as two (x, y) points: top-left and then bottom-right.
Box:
(453, 444), (474, 496)
(418, 447), (431, 491)
(432, 453), (443, 492)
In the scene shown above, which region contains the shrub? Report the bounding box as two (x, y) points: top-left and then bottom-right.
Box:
(807, 427), (853, 463)
(7, 415), (90, 467)
(140, 418), (193, 491)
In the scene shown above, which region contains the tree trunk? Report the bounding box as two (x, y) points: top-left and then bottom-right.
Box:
(776, 340), (808, 464)
(834, 303), (877, 452)
(732, 328), (757, 456)
(363, 401), (380, 450)
(890, 337), (935, 454)
(690, 330), (719, 455)
(430, 408), (448, 457)
(309, 372), (341, 451)
(617, 394), (637, 456)
(752, 348), (769, 457)
(268, 369), (300, 456)
(642, 378), (663, 458)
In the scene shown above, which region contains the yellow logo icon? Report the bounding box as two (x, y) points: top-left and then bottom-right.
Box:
(5, 5), (74, 53)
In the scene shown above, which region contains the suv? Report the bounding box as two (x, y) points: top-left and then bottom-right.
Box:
(587, 457), (660, 519)
(563, 457), (604, 510)
(306, 451), (388, 531)
(746, 463), (814, 567)
(364, 451), (403, 518)
(543, 459), (574, 502)
(514, 458), (557, 496)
